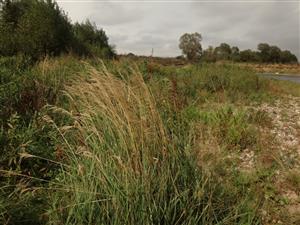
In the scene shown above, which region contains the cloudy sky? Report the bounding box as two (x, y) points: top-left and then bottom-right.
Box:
(57, 0), (300, 58)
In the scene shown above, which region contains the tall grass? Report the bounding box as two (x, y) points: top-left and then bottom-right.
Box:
(44, 64), (262, 225)
(0, 55), (86, 225)
(3, 58), (299, 224)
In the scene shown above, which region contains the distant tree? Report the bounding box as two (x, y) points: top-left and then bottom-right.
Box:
(280, 50), (298, 64)
(257, 43), (270, 62)
(179, 32), (202, 61)
(175, 55), (185, 60)
(257, 43), (297, 63)
(214, 43), (231, 60)
(231, 46), (239, 55)
(257, 43), (270, 52)
(268, 45), (281, 63)
(240, 49), (259, 62)
(231, 46), (240, 62)
(202, 45), (216, 62)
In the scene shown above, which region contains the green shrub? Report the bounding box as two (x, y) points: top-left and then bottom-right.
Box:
(72, 20), (115, 58)
(0, 56), (85, 224)
(0, 56), (29, 122)
(191, 105), (258, 151)
(0, 0), (73, 60)
(0, 1), (114, 60)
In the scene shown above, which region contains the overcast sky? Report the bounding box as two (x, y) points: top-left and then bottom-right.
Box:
(57, 0), (300, 58)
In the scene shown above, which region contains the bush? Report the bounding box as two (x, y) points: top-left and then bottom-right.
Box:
(197, 106), (258, 150)
(0, 55), (86, 122)
(0, 1), (115, 60)
(0, 56), (30, 123)
(0, 0), (73, 60)
(72, 20), (115, 58)
(0, 56), (85, 224)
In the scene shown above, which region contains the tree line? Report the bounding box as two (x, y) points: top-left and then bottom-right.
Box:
(179, 33), (298, 64)
(0, 0), (115, 61)
(1, 1), (297, 65)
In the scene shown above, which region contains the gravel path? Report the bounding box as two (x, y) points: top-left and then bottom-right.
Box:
(257, 96), (300, 224)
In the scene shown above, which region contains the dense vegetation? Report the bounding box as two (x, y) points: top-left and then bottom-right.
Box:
(0, 0), (115, 60)
(1, 1), (300, 224)
(202, 43), (298, 64)
(1, 55), (300, 224)
(179, 33), (298, 64)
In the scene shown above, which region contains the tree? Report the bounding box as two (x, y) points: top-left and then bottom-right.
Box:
(214, 43), (231, 60)
(18, 0), (73, 59)
(280, 50), (298, 64)
(257, 43), (270, 62)
(0, 0), (73, 59)
(0, 0), (30, 55)
(231, 46), (240, 62)
(202, 45), (216, 63)
(257, 43), (298, 63)
(179, 32), (202, 61)
(72, 20), (115, 58)
(240, 49), (259, 62)
(268, 45), (281, 63)
(0, 0), (115, 60)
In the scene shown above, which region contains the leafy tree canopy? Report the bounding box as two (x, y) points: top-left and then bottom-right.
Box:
(72, 20), (115, 58)
(199, 41), (298, 64)
(179, 32), (202, 61)
(0, 0), (115, 60)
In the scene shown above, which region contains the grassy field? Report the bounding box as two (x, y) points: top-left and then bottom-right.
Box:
(1, 56), (300, 224)
(118, 56), (300, 75)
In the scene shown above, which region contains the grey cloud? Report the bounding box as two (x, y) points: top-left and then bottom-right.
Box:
(57, 0), (300, 58)
(89, 3), (145, 26)
(189, 1), (300, 56)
